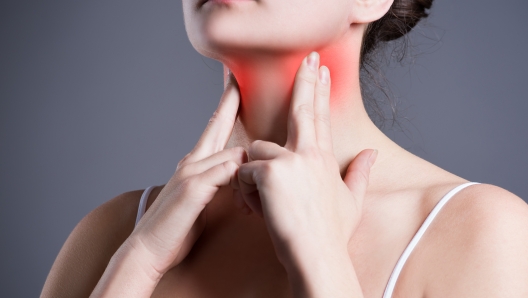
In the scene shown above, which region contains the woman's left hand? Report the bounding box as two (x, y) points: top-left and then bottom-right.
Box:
(232, 51), (378, 266)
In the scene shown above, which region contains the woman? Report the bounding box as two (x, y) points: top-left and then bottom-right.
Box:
(41, 0), (528, 297)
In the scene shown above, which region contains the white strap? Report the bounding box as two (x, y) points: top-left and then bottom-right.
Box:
(382, 181), (481, 298)
(135, 185), (156, 228)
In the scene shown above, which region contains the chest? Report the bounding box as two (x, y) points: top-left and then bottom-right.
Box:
(148, 192), (431, 298)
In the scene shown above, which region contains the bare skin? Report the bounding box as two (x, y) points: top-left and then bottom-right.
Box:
(40, 64), (528, 296)
(41, 0), (528, 296)
(41, 167), (528, 297)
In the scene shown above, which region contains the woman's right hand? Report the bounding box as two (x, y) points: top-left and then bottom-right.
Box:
(123, 74), (246, 278)
(90, 74), (247, 297)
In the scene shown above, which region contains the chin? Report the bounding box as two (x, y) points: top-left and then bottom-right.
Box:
(183, 0), (347, 61)
(184, 1), (263, 58)
(188, 23), (335, 63)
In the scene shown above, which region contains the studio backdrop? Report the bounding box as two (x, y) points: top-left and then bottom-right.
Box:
(0, 0), (527, 297)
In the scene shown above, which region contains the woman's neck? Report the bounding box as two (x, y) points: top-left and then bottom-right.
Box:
(222, 31), (406, 184)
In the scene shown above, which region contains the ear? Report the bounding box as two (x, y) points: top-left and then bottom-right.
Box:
(349, 0), (395, 24)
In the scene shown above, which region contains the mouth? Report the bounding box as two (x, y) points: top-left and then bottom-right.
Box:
(198, 0), (254, 7)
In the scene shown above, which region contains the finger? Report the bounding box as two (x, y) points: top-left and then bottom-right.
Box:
(233, 188), (252, 215)
(180, 146), (247, 178)
(189, 81), (241, 163)
(248, 140), (287, 162)
(223, 65), (230, 89)
(343, 149), (378, 200)
(314, 65), (333, 153)
(190, 160), (240, 205)
(285, 51), (319, 151)
(238, 161), (266, 218)
(231, 168), (252, 214)
(223, 66), (239, 90)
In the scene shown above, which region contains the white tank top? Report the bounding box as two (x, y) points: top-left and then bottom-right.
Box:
(382, 181), (481, 297)
(134, 181), (481, 297)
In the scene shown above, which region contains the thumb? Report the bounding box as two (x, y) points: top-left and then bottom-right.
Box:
(343, 149), (378, 197)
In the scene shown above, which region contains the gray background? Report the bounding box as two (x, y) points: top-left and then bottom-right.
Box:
(1, 0), (527, 296)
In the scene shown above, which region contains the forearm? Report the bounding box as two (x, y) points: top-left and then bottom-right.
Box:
(284, 245), (364, 298)
(90, 239), (163, 297)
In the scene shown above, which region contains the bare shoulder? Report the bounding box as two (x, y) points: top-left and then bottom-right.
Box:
(41, 187), (160, 298)
(423, 183), (528, 297)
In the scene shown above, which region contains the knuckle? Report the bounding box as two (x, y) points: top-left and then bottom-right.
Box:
(249, 139), (261, 152)
(251, 139), (263, 147)
(360, 169), (370, 183)
(260, 160), (286, 186)
(222, 160), (237, 173)
(230, 146), (246, 159)
(257, 164), (273, 183)
(224, 147), (245, 166)
(294, 103), (314, 120)
(352, 169), (369, 185)
(208, 111), (221, 124)
(176, 164), (194, 179)
(296, 71), (317, 86)
(315, 85), (330, 97)
(263, 161), (275, 174)
(314, 112), (331, 126)
(209, 110), (235, 125)
(180, 177), (199, 194)
(290, 153), (306, 167)
(268, 159), (287, 176)
(177, 152), (193, 169)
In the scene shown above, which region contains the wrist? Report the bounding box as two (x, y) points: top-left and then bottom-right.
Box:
(118, 238), (165, 283)
(90, 239), (163, 297)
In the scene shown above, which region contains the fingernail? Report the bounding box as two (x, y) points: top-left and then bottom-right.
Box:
(368, 149), (378, 167)
(229, 73), (239, 88)
(306, 51), (318, 71)
(319, 66), (329, 85)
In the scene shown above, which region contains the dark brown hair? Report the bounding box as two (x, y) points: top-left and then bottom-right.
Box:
(359, 0), (434, 129)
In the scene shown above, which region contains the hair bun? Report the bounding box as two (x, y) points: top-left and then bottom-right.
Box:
(359, 0), (434, 129)
(361, 0), (433, 61)
(381, 0), (433, 41)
